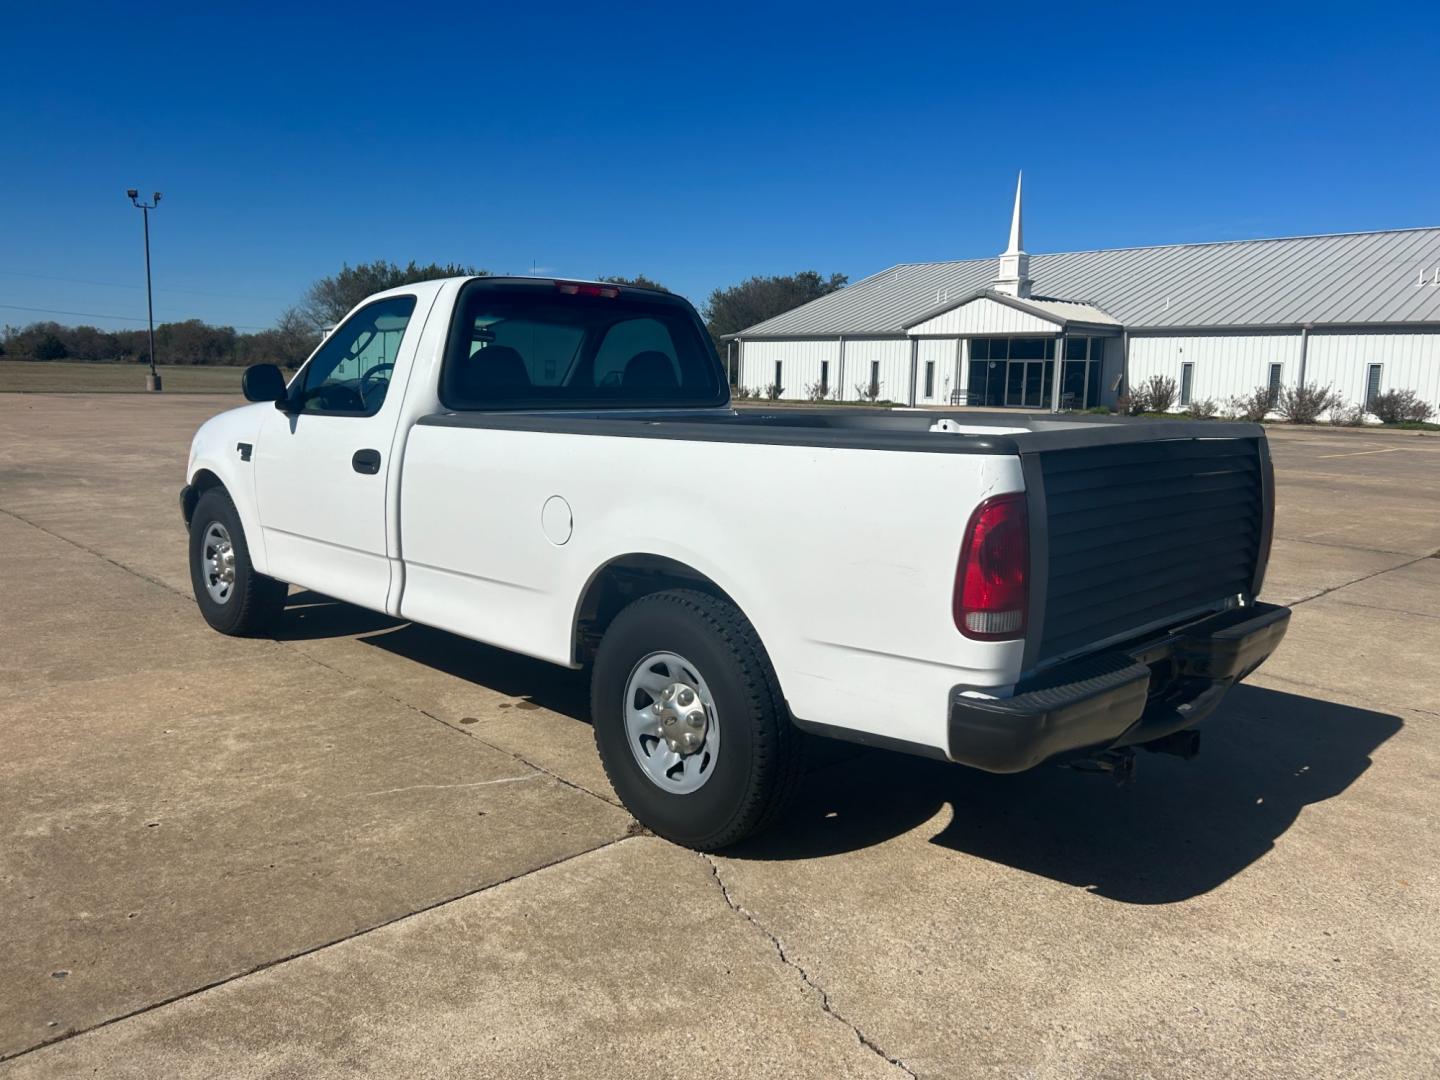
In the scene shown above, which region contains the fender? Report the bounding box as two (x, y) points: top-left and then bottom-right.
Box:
(570, 541), (792, 699)
(184, 402), (274, 575)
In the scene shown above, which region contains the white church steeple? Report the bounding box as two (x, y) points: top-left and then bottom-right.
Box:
(993, 171), (1033, 298)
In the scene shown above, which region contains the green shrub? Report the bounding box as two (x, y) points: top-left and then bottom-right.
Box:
(1143, 375), (1178, 413)
(1184, 397), (1218, 419)
(1328, 401), (1366, 426)
(1226, 386), (1279, 422)
(1369, 389), (1435, 424)
(1276, 384), (1343, 424)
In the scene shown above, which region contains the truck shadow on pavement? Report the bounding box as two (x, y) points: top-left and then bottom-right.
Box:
(272, 590), (407, 640)
(276, 591), (593, 719)
(736, 685), (1401, 904)
(270, 597), (1399, 905)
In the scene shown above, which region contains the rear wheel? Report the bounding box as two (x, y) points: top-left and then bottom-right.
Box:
(188, 487), (286, 636)
(591, 589), (805, 850)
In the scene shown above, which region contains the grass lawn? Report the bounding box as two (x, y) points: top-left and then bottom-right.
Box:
(0, 361), (244, 394)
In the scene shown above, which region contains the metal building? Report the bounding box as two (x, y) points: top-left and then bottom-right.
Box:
(730, 176), (1440, 415)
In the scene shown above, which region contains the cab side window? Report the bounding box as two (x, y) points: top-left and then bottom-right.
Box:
(297, 295), (418, 415)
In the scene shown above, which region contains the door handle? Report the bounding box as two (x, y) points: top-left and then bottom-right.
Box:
(352, 449), (382, 475)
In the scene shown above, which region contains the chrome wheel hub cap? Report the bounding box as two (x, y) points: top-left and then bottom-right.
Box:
(624, 652), (719, 794)
(202, 522), (236, 604)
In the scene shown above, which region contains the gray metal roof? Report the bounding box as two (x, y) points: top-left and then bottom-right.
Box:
(736, 227), (1440, 337)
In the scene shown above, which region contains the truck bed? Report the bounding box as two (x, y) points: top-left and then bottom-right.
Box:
(418, 405), (1262, 457)
(417, 407), (1271, 679)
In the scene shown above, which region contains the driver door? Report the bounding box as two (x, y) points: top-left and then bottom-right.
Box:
(254, 292), (429, 612)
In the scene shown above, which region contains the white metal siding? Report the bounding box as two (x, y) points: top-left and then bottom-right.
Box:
(1127, 333), (1302, 410)
(737, 339), (840, 400)
(1305, 330), (1440, 412)
(842, 338), (912, 403)
(915, 338), (958, 404)
(907, 296), (1058, 336)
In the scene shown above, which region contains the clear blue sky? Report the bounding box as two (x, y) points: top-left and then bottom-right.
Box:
(3, 1), (1437, 333)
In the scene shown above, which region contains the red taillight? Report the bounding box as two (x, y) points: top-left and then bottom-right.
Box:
(954, 493), (1029, 640)
(556, 281), (619, 298)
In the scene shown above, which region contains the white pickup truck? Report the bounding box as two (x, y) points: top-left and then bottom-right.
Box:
(182, 276), (1290, 848)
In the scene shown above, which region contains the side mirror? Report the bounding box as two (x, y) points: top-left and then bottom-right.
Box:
(242, 363), (288, 404)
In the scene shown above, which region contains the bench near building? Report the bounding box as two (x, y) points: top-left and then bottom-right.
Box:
(729, 177), (1440, 414)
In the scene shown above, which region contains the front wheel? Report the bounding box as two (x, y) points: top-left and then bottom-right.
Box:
(590, 589), (805, 850)
(188, 487), (286, 636)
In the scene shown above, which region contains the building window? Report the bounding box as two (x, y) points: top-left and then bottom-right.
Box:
(869, 360), (880, 396)
(774, 360), (783, 392)
(924, 360), (935, 398)
(1180, 362), (1194, 407)
(1268, 363), (1282, 392)
(820, 360), (829, 395)
(1365, 364), (1383, 411)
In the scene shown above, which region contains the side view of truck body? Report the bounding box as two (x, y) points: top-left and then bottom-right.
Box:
(182, 276), (1289, 847)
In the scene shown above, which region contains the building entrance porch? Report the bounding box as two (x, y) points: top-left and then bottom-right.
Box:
(967, 336), (1106, 409)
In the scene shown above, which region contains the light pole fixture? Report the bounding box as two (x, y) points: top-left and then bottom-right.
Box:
(127, 189), (163, 391)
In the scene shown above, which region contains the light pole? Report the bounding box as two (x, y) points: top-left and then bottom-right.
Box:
(126, 189), (163, 391)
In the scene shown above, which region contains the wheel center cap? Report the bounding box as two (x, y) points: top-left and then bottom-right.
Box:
(653, 682), (707, 755)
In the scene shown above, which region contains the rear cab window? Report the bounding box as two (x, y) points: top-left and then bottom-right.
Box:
(439, 280), (726, 410)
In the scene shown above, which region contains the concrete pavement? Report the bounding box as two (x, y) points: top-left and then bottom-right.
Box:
(1, 395), (1436, 1078)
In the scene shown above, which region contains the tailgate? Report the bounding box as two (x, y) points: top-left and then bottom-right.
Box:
(1020, 431), (1272, 671)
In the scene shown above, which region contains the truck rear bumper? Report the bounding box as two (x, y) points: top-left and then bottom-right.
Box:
(947, 602), (1291, 773)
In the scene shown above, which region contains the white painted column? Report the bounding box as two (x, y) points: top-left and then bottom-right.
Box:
(1051, 333), (1065, 412)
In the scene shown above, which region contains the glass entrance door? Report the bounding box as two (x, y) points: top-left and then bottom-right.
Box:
(1004, 361), (1026, 406)
(1003, 360), (1053, 407)
(972, 337), (1058, 407)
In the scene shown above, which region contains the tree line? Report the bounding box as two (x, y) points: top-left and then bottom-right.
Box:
(0, 262), (847, 369)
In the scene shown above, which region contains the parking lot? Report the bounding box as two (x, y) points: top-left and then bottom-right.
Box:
(2, 393), (1437, 1078)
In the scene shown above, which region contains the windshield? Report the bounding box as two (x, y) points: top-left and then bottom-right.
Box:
(439, 280), (727, 410)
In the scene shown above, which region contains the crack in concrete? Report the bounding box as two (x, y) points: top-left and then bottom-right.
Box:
(1273, 533), (1425, 558)
(280, 638), (622, 809)
(702, 854), (918, 1079)
(1249, 669), (1428, 720)
(1285, 550), (1436, 610)
(0, 506), (191, 599)
(1326, 597), (1440, 622)
(0, 834), (638, 1065)
(0, 506), (623, 810)
(0, 505), (647, 1062)
(357, 775), (540, 797)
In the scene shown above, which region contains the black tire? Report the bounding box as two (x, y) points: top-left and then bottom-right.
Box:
(590, 588), (805, 850)
(188, 486), (287, 636)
